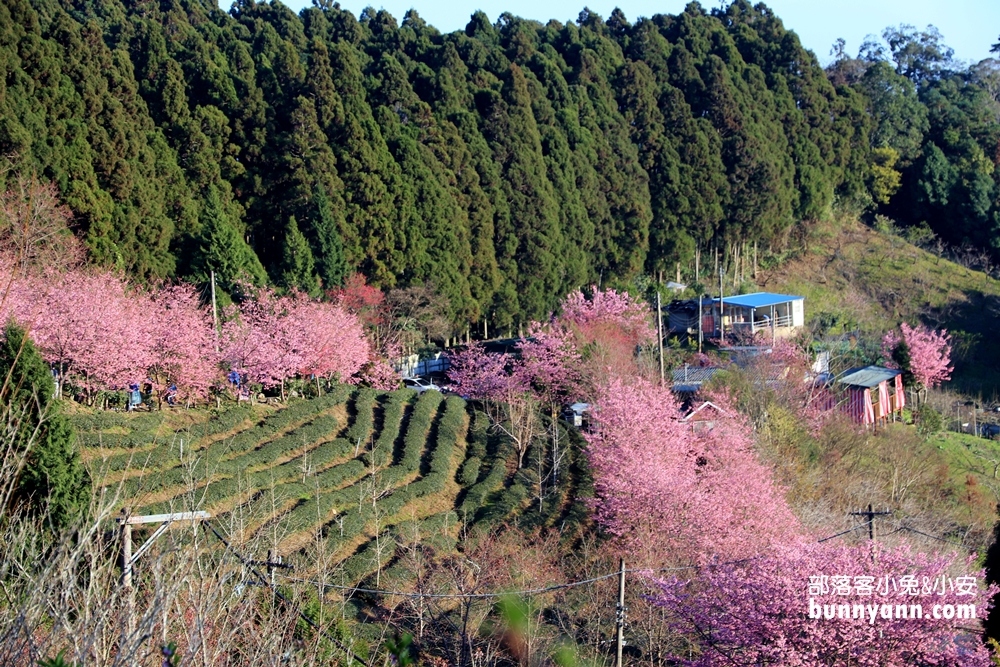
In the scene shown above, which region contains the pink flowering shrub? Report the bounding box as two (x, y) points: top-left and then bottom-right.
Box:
(585, 375), (802, 565)
(651, 542), (995, 666)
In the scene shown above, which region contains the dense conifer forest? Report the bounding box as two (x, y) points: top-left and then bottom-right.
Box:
(1, 0), (998, 331)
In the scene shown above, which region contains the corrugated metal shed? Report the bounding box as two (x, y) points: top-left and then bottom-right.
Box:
(710, 292), (804, 309)
(671, 366), (723, 393)
(837, 365), (902, 389)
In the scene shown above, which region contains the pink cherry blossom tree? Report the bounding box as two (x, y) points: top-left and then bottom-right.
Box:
(0, 261), (378, 406)
(557, 287), (655, 379)
(329, 273), (402, 361)
(559, 287), (655, 345)
(12, 268), (153, 403)
(882, 322), (953, 407)
(354, 357), (400, 390)
(220, 288), (296, 395)
(650, 541), (995, 666)
(285, 294), (369, 387)
(901, 322), (952, 391)
(222, 287), (372, 400)
(449, 343), (538, 469)
(584, 374), (802, 566)
(519, 323), (582, 487)
(145, 283), (220, 405)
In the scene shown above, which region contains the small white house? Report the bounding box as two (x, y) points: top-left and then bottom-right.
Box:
(566, 402), (591, 427)
(709, 292), (804, 338)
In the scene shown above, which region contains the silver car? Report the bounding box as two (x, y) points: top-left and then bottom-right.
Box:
(403, 377), (441, 394)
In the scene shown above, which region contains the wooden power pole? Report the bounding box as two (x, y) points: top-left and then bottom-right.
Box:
(656, 290), (664, 386)
(119, 510), (212, 631)
(210, 270), (219, 352)
(698, 295), (703, 353)
(718, 266), (725, 343)
(849, 504), (892, 563)
(616, 557), (626, 667)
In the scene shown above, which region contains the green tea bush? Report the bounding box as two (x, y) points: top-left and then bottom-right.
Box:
(459, 436), (512, 518)
(279, 460), (369, 532)
(458, 457), (481, 487)
(142, 428), (357, 514)
(184, 405), (255, 439)
(119, 397), (347, 497)
(345, 388), (377, 447)
(380, 392), (442, 486)
(363, 391), (409, 468)
(341, 535), (396, 585)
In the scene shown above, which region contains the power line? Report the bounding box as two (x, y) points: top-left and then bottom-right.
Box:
(897, 524), (967, 548)
(201, 521), (371, 667)
(278, 570), (625, 599)
(276, 551), (818, 600)
(817, 520), (873, 543)
(202, 519), (972, 604)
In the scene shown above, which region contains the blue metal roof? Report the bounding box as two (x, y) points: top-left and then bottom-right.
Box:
(712, 292), (804, 309)
(837, 365), (902, 388)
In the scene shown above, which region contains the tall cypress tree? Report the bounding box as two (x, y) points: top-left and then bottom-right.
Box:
(279, 215), (321, 297)
(307, 184), (347, 289)
(485, 63), (564, 323)
(189, 186), (268, 295)
(1, 324), (89, 530)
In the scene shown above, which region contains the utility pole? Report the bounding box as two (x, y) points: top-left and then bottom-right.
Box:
(210, 270), (219, 352)
(119, 510), (211, 633)
(250, 550), (292, 598)
(718, 266), (725, 343)
(656, 290), (664, 386)
(849, 504), (891, 563)
(616, 557), (626, 667)
(697, 294), (703, 354)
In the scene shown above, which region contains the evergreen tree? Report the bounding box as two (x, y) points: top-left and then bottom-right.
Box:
(0, 0), (947, 327)
(1, 324), (89, 529)
(279, 215), (321, 297)
(326, 41), (406, 285)
(307, 184), (347, 289)
(484, 63), (565, 323)
(189, 186), (268, 295)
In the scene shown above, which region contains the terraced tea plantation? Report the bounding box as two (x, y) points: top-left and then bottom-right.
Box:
(73, 386), (586, 590)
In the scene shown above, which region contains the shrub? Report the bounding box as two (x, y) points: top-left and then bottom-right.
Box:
(184, 405), (254, 439)
(345, 388), (377, 447)
(382, 391), (442, 485)
(458, 457), (481, 487)
(119, 394), (349, 498)
(459, 429), (514, 518)
(364, 390), (408, 468)
(916, 406), (943, 435)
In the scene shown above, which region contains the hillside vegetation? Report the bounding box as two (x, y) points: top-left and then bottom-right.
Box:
(0, 0), (877, 329)
(762, 215), (1000, 396)
(77, 387), (587, 587)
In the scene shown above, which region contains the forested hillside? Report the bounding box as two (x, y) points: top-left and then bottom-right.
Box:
(1, 0), (998, 332)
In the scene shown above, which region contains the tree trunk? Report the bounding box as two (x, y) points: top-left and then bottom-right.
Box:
(550, 406), (560, 488)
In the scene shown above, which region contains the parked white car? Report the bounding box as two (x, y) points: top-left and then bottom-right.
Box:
(403, 377), (441, 394)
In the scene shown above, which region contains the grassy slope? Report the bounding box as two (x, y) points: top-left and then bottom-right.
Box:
(747, 216), (1000, 549)
(760, 216), (1000, 397)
